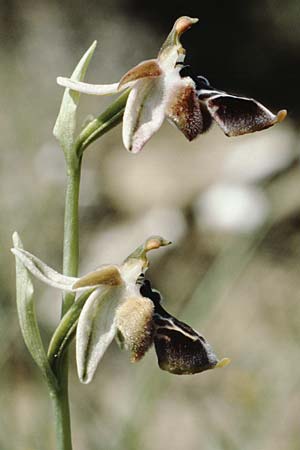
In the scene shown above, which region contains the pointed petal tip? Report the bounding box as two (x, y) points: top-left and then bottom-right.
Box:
(276, 109), (287, 123)
(79, 374), (91, 384)
(144, 236), (172, 252)
(12, 231), (20, 244)
(57, 76), (64, 85)
(118, 59), (162, 90)
(127, 143), (142, 154)
(124, 236), (171, 263)
(126, 138), (145, 153)
(56, 76), (69, 87)
(175, 16), (199, 35)
(216, 357), (231, 369)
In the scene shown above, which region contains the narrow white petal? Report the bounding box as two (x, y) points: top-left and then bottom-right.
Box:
(11, 248), (78, 291)
(122, 77), (166, 153)
(76, 286), (124, 383)
(57, 77), (121, 95)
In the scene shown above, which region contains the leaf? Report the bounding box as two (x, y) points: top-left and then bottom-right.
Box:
(12, 232), (57, 391)
(53, 40), (97, 156)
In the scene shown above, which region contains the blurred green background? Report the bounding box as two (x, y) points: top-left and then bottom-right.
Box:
(1, 1), (300, 449)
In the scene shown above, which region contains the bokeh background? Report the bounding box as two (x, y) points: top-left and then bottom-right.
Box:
(1, 1), (300, 449)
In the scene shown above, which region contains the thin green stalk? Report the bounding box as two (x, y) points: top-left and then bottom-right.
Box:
(47, 290), (92, 370)
(75, 89), (129, 157)
(51, 382), (73, 450)
(50, 75), (128, 450)
(51, 157), (82, 450)
(62, 158), (82, 313)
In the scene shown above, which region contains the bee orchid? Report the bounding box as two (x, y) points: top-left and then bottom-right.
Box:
(12, 236), (229, 383)
(57, 16), (286, 153)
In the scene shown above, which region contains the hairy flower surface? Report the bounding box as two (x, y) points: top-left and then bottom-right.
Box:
(57, 16), (286, 153)
(12, 236), (169, 383)
(12, 236), (229, 383)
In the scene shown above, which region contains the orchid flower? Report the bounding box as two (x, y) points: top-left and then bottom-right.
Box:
(12, 236), (229, 383)
(57, 16), (287, 154)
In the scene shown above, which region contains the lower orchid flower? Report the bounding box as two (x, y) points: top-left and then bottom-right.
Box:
(12, 236), (229, 383)
(57, 16), (286, 154)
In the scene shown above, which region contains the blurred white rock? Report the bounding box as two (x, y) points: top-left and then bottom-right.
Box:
(101, 126), (233, 214)
(223, 125), (296, 184)
(195, 182), (270, 233)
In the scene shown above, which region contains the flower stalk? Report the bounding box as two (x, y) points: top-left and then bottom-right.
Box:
(75, 89), (130, 157)
(52, 159), (81, 450)
(62, 160), (81, 314)
(49, 38), (132, 449)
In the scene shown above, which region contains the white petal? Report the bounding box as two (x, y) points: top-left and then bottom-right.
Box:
(11, 248), (78, 291)
(57, 77), (121, 95)
(76, 286), (123, 383)
(122, 77), (167, 153)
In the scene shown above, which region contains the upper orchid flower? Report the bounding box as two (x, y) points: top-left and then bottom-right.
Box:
(12, 236), (229, 383)
(57, 16), (286, 154)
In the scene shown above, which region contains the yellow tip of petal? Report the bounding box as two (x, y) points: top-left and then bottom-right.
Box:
(216, 357), (231, 368)
(276, 109), (287, 123)
(145, 236), (172, 251)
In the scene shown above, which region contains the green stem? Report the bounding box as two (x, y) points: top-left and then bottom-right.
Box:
(51, 383), (73, 450)
(52, 158), (82, 450)
(75, 89), (129, 157)
(62, 158), (82, 313)
(50, 88), (128, 450)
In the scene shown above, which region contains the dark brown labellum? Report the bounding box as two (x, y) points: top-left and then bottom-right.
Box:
(179, 66), (286, 139)
(140, 279), (218, 375)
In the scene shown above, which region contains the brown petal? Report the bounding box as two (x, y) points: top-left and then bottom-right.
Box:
(118, 59), (162, 90)
(175, 16), (199, 36)
(154, 321), (218, 375)
(116, 296), (154, 362)
(139, 278), (220, 375)
(202, 92), (287, 137)
(166, 82), (211, 140)
(73, 265), (122, 289)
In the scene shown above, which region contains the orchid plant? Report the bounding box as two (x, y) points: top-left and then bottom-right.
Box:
(12, 15), (286, 450)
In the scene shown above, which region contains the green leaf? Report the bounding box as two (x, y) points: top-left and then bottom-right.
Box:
(12, 232), (57, 392)
(53, 41), (97, 158)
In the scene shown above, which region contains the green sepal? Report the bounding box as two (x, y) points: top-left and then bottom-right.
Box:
(53, 41), (97, 159)
(12, 232), (58, 392)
